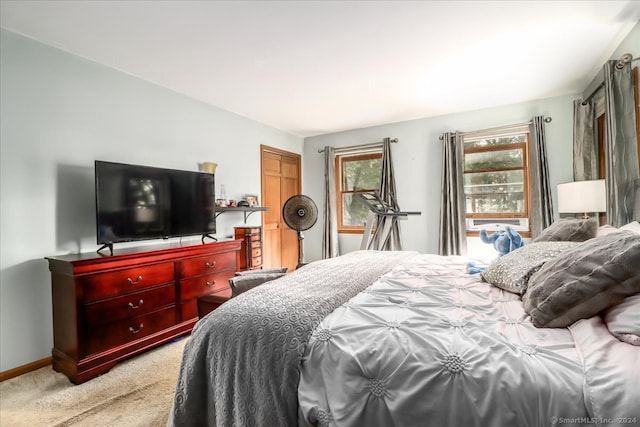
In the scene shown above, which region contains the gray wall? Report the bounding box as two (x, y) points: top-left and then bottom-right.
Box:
(0, 30), (303, 372)
(302, 95), (576, 262)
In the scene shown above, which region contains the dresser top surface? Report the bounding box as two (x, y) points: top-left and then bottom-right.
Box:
(46, 239), (241, 265)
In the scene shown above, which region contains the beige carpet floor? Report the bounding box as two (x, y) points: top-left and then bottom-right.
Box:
(0, 337), (187, 427)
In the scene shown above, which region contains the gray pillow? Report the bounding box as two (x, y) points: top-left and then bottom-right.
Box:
(229, 272), (286, 297)
(235, 267), (288, 276)
(481, 241), (578, 294)
(523, 231), (640, 328)
(533, 218), (598, 243)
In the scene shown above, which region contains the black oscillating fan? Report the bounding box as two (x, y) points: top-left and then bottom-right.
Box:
(282, 194), (318, 268)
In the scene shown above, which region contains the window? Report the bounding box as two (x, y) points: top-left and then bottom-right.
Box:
(336, 151), (383, 233)
(463, 128), (531, 235)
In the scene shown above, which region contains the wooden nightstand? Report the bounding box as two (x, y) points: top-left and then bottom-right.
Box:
(197, 288), (231, 318)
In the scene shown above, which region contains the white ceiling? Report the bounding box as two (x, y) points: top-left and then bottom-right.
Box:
(1, 1), (639, 137)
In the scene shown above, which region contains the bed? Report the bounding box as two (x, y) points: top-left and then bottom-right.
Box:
(168, 225), (640, 427)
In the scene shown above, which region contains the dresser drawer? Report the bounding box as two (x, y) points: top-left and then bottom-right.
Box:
(179, 252), (237, 278)
(84, 284), (175, 328)
(250, 256), (262, 267)
(236, 227), (261, 236)
(81, 262), (175, 302)
(249, 233), (261, 242)
(251, 248), (262, 258)
(84, 306), (176, 356)
(250, 240), (261, 249)
(180, 270), (233, 301)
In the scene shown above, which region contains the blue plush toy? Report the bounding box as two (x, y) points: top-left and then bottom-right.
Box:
(466, 226), (524, 274)
(480, 226), (524, 256)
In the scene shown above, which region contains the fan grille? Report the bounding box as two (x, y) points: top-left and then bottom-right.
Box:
(282, 195), (318, 232)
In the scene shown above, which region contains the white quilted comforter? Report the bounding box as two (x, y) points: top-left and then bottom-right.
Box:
(298, 254), (595, 427)
(170, 252), (639, 427)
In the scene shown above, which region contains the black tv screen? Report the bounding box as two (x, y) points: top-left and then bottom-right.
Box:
(95, 161), (216, 246)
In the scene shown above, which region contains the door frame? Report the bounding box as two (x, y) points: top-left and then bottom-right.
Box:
(260, 145), (302, 270)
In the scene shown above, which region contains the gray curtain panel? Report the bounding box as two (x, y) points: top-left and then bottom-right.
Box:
(529, 116), (554, 238)
(634, 179), (640, 221)
(322, 146), (339, 258)
(438, 132), (467, 256)
(603, 60), (640, 227)
(573, 99), (598, 181)
(374, 137), (402, 250)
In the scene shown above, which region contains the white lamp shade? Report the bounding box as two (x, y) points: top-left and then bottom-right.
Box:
(557, 179), (606, 214)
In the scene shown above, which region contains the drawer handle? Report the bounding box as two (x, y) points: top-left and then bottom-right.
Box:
(127, 275), (143, 285)
(128, 324), (144, 334)
(128, 299), (144, 309)
(205, 261), (217, 269)
(206, 280), (217, 287)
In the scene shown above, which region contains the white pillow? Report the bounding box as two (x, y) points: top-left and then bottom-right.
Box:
(620, 221), (640, 234)
(602, 293), (640, 345)
(596, 224), (620, 236)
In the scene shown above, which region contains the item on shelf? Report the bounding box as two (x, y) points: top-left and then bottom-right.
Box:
(237, 200), (250, 207)
(202, 162), (217, 174)
(216, 199), (228, 207)
(246, 195), (258, 207)
(219, 184), (227, 203)
(229, 200), (237, 207)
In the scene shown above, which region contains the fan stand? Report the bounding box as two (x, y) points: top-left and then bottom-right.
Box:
(282, 194), (318, 270)
(296, 230), (306, 269)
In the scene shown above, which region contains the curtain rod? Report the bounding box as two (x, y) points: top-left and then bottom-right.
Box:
(582, 53), (638, 105)
(582, 81), (605, 105)
(438, 117), (552, 141)
(317, 138), (398, 153)
(616, 53), (639, 69)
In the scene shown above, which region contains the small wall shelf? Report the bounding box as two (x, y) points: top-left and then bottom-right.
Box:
(215, 206), (268, 223)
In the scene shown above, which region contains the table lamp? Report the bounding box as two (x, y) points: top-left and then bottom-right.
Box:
(557, 179), (606, 219)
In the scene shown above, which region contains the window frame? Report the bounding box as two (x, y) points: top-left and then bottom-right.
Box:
(335, 151), (383, 234)
(463, 132), (531, 237)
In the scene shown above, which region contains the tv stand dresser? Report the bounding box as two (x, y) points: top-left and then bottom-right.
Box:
(46, 239), (241, 384)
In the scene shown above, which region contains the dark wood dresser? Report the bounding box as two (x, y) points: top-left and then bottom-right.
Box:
(234, 226), (263, 271)
(46, 239), (241, 384)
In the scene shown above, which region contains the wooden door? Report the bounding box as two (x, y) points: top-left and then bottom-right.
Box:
(261, 146), (301, 272)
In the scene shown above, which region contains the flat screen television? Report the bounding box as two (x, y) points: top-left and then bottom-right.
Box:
(95, 160), (216, 253)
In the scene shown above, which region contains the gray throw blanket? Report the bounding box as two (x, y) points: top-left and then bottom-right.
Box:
(168, 250), (417, 427)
